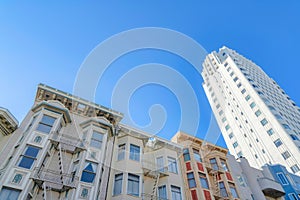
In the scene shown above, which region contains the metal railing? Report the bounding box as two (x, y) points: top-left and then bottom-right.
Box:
(31, 167), (79, 190)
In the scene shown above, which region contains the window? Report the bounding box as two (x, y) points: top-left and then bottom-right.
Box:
(12, 174), (22, 184)
(18, 146), (40, 169)
(233, 141), (238, 148)
(129, 144), (140, 161)
(277, 173), (288, 185)
(260, 118), (268, 126)
(127, 174), (139, 196)
(233, 77), (238, 82)
(237, 175), (247, 187)
(36, 115), (56, 134)
(210, 158), (218, 170)
(80, 188), (89, 198)
(237, 83), (242, 88)
(282, 151), (291, 160)
(230, 72), (234, 77)
(34, 136), (42, 143)
(245, 95), (251, 101)
(118, 144), (125, 161)
(90, 131), (103, 149)
(26, 115), (37, 132)
(283, 124), (291, 130)
(219, 182), (228, 197)
(156, 156), (164, 172)
(222, 117), (227, 123)
(219, 110), (224, 116)
(288, 193), (298, 200)
(158, 185), (167, 199)
(193, 149), (202, 162)
(291, 165), (300, 173)
(220, 159), (228, 171)
(255, 110), (261, 117)
(275, 114), (283, 120)
(237, 151), (243, 158)
(168, 157), (178, 173)
(267, 128), (274, 136)
(187, 172), (196, 188)
(171, 185), (182, 200)
(113, 173), (123, 195)
(268, 105), (276, 111)
(230, 186), (239, 198)
(0, 187), (21, 200)
(229, 133), (234, 139)
(183, 148), (190, 161)
(290, 134), (299, 141)
(81, 162), (97, 183)
(225, 124), (230, 131)
(274, 139), (283, 147)
(216, 104), (220, 109)
(199, 173), (209, 189)
(241, 89), (246, 94)
(250, 102), (256, 108)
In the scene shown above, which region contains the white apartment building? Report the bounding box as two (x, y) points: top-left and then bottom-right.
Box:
(201, 46), (300, 175)
(0, 84), (185, 200)
(0, 84), (123, 200)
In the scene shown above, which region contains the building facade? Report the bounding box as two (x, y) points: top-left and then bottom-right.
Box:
(227, 155), (285, 200)
(201, 46), (300, 175)
(107, 125), (185, 200)
(0, 84), (186, 200)
(172, 132), (240, 200)
(0, 84), (123, 200)
(0, 107), (18, 155)
(262, 164), (300, 200)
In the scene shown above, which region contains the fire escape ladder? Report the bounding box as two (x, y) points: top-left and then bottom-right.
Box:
(213, 171), (220, 197)
(58, 143), (64, 185)
(42, 182), (47, 200)
(151, 172), (160, 200)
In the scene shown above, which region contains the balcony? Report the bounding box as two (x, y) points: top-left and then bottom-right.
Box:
(31, 167), (79, 192)
(142, 160), (169, 178)
(257, 177), (285, 198)
(49, 132), (86, 153)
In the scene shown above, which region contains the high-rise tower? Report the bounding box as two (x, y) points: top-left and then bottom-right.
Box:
(201, 46), (300, 175)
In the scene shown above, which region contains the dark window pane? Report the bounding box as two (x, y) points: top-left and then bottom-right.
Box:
(18, 157), (34, 169)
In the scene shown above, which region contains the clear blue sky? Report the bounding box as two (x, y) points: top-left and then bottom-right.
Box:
(1, 1), (300, 148)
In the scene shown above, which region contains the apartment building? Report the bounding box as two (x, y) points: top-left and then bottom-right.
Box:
(0, 107), (18, 155)
(227, 155), (285, 200)
(0, 84), (186, 200)
(201, 46), (300, 175)
(172, 132), (240, 200)
(107, 125), (185, 200)
(0, 84), (123, 200)
(262, 164), (300, 200)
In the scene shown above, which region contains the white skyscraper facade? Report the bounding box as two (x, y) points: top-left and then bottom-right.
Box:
(202, 46), (300, 175)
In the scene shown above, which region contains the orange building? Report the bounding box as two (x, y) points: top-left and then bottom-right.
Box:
(172, 132), (240, 200)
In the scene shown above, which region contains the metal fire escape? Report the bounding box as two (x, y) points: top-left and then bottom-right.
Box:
(31, 131), (86, 197)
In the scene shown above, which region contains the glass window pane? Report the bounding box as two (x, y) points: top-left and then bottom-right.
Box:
(36, 124), (52, 133)
(128, 174), (139, 196)
(158, 185), (167, 199)
(129, 144), (140, 161)
(113, 174), (123, 195)
(25, 146), (40, 157)
(0, 187), (21, 200)
(92, 131), (103, 141)
(41, 115), (56, 126)
(118, 144), (125, 161)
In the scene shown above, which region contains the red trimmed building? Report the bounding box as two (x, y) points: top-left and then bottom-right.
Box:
(172, 132), (240, 200)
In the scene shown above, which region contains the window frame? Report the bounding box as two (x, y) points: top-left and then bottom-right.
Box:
(129, 144), (140, 162)
(127, 173), (140, 196)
